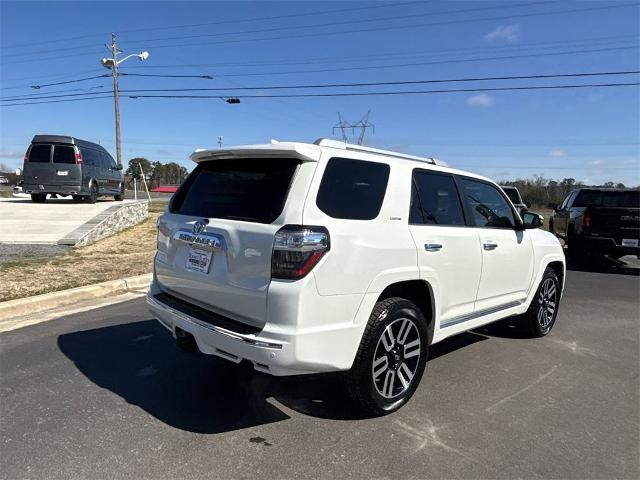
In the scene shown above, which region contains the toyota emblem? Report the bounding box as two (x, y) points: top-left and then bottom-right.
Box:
(192, 219), (209, 234)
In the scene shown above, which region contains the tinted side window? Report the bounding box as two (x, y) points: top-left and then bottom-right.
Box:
(459, 178), (516, 228)
(316, 157), (390, 220)
(81, 148), (99, 167)
(410, 171), (465, 226)
(28, 145), (51, 163)
(52, 145), (76, 164)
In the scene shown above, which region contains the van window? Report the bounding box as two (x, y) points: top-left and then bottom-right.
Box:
(81, 148), (100, 167)
(459, 178), (516, 228)
(170, 158), (300, 224)
(410, 171), (465, 226)
(316, 157), (390, 220)
(28, 145), (51, 163)
(52, 145), (76, 164)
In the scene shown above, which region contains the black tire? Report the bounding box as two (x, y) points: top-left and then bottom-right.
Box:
(72, 195), (83, 202)
(114, 184), (125, 201)
(85, 182), (98, 204)
(31, 193), (46, 203)
(518, 267), (561, 337)
(344, 297), (429, 416)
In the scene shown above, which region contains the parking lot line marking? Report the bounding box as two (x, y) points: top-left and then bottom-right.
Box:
(486, 365), (558, 413)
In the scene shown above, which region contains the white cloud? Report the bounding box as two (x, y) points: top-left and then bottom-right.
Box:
(590, 160), (606, 166)
(466, 94), (494, 107)
(549, 149), (567, 157)
(0, 149), (24, 159)
(484, 24), (521, 43)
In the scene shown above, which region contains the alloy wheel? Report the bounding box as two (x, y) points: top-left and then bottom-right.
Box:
(371, 318), (421, 399)
(537, 278), (557, 329)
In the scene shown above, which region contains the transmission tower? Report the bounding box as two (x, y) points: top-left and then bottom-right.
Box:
(333, 111), (375, 145)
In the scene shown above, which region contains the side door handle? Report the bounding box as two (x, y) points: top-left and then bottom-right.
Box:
(424, 242), (443, 252)
(483, 241), (498, 251)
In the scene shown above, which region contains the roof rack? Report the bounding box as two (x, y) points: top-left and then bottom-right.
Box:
(313, 138), (446, 166)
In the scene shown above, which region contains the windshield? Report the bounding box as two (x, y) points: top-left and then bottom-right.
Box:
(573, 190), (640, 208)
(169, 158), (300, 224)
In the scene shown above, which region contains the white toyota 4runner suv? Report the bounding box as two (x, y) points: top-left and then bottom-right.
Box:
(147, 139), (565, 415)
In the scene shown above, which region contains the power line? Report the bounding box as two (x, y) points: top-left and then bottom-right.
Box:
(120, 34), (639, 70)
(28, 74), (110, 89)
(119, 1), (555, 46)
(0, 1), (422, 49)
(3, 2), (637, 65)
(2, 82), (638, 106)
(1, 1), (552, 58)
(120, 73), (214, 79)
(4, 70), (638, 102)
(211, 46), (640, 78)
(129, 3), (639, 52)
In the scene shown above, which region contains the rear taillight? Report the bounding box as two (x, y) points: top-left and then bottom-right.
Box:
(74, 146), (83, 165)
(271, 225), (330, 279)
(582, 210), (591, 228)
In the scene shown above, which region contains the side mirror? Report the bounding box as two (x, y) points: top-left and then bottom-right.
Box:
(522, 212), (544, 229)
(115, 164), (123, 171)
(550, 203), (558, 212)
(15, 168), (22, 176)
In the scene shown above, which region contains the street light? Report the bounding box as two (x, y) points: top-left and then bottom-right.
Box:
(100, 33), (149, 168)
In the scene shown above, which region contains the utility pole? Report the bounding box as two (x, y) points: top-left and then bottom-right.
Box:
(100, 37), (149, 169)
(110, 33), (122, 168)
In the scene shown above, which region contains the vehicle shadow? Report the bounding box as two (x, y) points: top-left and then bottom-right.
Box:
(57, 319), (486, 433)
(566, 254), (639, 276)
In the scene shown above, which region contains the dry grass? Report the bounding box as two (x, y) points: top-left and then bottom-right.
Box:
(0, 203), (166, 302)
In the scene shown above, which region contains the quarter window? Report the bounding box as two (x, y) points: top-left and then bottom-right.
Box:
(316, 157), (390, 220)
(410, 171), (465, 226)
(459, 178), (516, 228)
(81, 148), (100, 167)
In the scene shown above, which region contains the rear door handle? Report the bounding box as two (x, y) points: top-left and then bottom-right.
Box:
(483, 241), (498, 251)
(424, 242), (443, 252)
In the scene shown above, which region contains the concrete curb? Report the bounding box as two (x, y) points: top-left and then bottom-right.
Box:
(0, 273), (151, 323)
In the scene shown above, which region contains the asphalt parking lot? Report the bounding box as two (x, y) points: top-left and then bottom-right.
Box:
(1, 268), (638, 479)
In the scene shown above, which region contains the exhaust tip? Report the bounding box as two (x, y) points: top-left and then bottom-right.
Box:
(175, 328), (198, 352)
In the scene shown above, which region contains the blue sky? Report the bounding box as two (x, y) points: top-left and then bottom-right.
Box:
(1, 0), (639, 185)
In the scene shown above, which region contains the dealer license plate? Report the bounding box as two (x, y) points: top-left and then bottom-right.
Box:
(621, 238), (639, 247)
(185, 247), (213, 274)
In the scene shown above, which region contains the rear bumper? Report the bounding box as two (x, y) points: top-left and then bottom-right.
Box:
(146, 279), (365, 376)
(24, 183), (83, 195)
(578, 235), (640, 256)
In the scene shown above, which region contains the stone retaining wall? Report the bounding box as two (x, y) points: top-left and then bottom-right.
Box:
(58, 201), (149, 247)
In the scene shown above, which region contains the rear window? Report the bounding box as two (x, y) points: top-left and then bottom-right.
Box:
(53, 145), (76, 164)
(574, 190), (640, 208)
(170, 158), (300, 224)
(316, 157), (390, 220)
(28, 144), (51, 163)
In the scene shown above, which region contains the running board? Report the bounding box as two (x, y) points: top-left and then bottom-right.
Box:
(440, 300), (523, 328)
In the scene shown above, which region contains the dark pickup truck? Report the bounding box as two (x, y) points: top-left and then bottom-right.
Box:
(550, 188), (640, 259)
